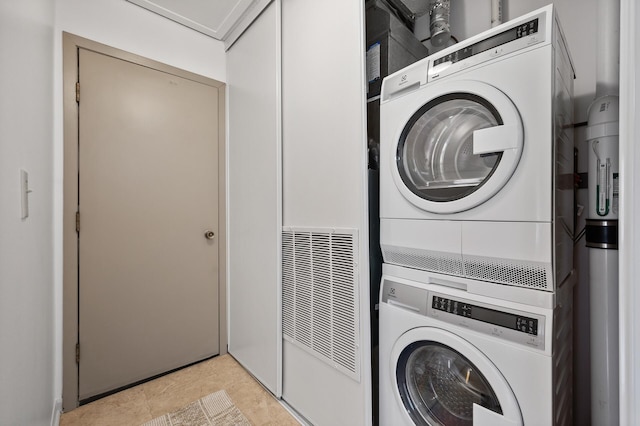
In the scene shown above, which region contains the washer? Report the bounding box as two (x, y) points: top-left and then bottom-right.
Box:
(379, 264), (574, 425)
(379, 5), (575, 296)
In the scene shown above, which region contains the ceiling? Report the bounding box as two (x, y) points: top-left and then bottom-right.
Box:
(126, 0), (430, 46)
(126, 0), (259, 42)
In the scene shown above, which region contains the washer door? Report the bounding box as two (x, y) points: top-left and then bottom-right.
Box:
(392, 81), (523, 214)
(391, 328), (522, 426)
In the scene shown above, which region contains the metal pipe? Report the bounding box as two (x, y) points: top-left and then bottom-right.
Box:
(596, 0), (620, 97)
(588, 1), (620, 422)
(429, 0), (450, 46)
(491, 0), (503, 27)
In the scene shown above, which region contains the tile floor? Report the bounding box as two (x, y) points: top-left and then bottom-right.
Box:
(60, 354), (299, 426)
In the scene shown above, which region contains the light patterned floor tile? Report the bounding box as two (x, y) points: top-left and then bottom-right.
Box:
(60, 354), (299, 426)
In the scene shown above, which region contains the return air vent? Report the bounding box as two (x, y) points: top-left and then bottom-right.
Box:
(282, 228), (360, 381)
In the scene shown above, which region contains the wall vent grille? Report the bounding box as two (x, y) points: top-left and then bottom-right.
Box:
(282, 228), (360, 380)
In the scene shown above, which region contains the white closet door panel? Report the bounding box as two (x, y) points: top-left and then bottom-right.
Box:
(281, 0), (372, 425)
(281, 1), (368, 228)
(227, 1), (281, 396)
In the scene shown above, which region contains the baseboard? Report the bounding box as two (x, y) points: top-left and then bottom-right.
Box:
(279, 399), (311, 426)
(50, 399), (62, 426)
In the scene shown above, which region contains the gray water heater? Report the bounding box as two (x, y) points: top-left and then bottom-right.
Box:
(366, 0), (429, 100)
(366, 0), (428, 172)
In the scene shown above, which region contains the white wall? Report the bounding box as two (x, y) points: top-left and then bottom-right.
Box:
(53, 0), (227, 406)
(0, 1), (55, 425)
(619, 0), (639, 422)
(54, 1), (226, 82)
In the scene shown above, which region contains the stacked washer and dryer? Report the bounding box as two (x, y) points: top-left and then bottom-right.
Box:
(378, 5), (576, 426)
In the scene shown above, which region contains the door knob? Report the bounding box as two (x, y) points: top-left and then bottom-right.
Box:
(204, 230), (215, 240)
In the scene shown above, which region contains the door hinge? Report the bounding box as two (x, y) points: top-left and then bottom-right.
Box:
(75, 211), (80, 233)
(75, 343), (80, 364)
(76, 82), (80, 103)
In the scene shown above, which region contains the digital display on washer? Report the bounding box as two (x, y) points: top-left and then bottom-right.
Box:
(432, 296), (538, 335)
(433, 18), (539, 66)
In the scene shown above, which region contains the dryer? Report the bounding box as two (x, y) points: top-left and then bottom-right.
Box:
(379, 264), (574, 425)
(379, 5), (575, 297)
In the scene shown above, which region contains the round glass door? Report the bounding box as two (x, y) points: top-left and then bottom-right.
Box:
(396, 341), (502, 426)
(389, 81), (524, 214)
(397, 93), (502, 202)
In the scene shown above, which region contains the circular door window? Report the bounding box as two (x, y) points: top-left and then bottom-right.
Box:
(398, 93), (502, 202)
(391, 81), (523, 214)
(390, 328), (523, 426)
(396, 341), (502, 426)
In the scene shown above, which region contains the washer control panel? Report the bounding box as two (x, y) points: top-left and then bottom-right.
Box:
(381, 279), (546, 350)
(432, 295), (539, 336)
(428, 292), (546, 350)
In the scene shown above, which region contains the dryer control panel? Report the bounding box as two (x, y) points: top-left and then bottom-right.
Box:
(432, 18), (540, 68)
(427, 9), (547, 82)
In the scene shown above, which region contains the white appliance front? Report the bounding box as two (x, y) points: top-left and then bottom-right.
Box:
(379, 5), (575, 293)
(379, 267), (573, 425)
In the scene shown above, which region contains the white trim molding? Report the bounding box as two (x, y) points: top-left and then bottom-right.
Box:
(50, 399), (62, 426)
(619, 0), (638, 423)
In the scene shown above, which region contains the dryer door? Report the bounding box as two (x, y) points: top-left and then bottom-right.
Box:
(391, 328), (523, 426)
(392, 80), (523, 214)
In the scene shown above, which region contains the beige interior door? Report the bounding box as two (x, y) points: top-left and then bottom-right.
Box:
(77, 48), (220, 401)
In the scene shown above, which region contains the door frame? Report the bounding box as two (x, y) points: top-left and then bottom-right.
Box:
(62, 32), (227, 411)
